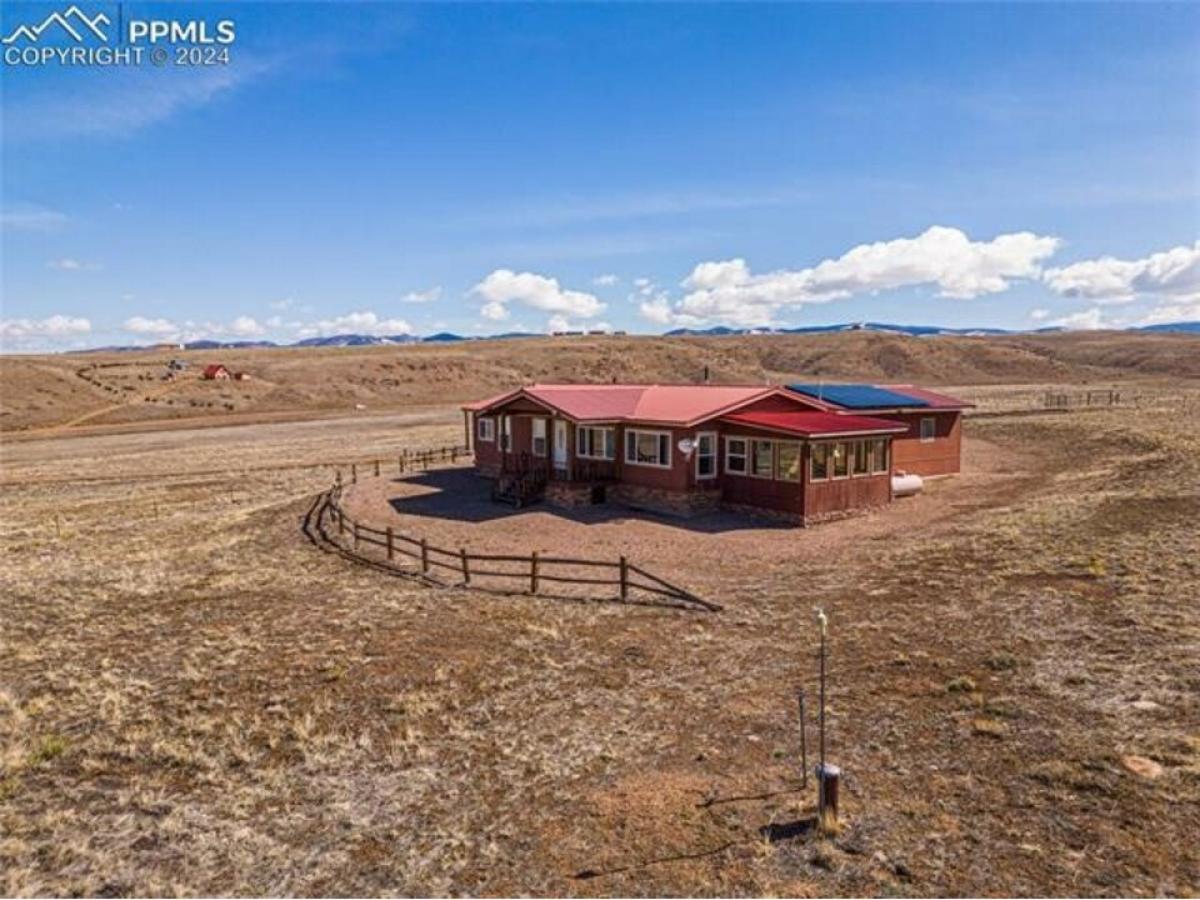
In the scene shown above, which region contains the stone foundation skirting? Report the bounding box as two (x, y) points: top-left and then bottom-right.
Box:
(545, 480), (601, 509)
(719, 500), (807, 526)
(609, 483), (722, 519)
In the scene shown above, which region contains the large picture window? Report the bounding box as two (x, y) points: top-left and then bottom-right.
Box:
(477, 417), (495, 442)
(776, 442), (801, 481)
(726, 438), (748, 474)
(696, 432), (716, 479)
(576, 425), (615, 460)
(625, 429), (672, 467)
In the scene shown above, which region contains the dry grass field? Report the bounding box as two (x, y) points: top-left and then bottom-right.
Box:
(1, 332), (1198, 896)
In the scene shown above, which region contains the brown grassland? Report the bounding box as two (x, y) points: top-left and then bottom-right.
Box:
(1, 331), (1198, 896)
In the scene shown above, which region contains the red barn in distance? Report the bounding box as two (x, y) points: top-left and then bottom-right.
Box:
(202, 364), (231, 380)
(463, 382), (970, 525)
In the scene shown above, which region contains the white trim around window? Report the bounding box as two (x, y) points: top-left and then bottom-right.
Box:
(696, 431), (717, 479)
(920, 416), (936, 443)
(477, 416), (495, 442)
(625, 428), (673, 468)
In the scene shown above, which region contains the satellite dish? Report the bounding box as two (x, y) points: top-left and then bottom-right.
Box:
(677, 438), (695, 456)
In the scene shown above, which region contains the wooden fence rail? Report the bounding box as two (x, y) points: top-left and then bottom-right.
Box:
(336, 444), (471, 486)
(320, 483), (718, 612)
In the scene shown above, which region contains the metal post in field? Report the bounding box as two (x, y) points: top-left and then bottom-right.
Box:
(814, 607), (840, 832)
(797, 689), (808, 789)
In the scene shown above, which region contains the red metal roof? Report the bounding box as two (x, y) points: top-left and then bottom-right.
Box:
(877, 384), (974, 409)
(721, 410), (907, 437)
(463, 383), (792, 426)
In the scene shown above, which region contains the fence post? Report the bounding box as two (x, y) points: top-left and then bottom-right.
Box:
(619, 555), (628, 602)
(338, 507), (344, 535)
(399, 454), (405, 474)
(352, 463), (358, 484)
(353, 522), (359, 550)
(531, 550), (540, 594)
(451, 447), (458, 463)
(386, 526), (394, 561)
(460, 548), (470, 585)
(336, 469), (343, 488)
(374, 459), (380, 477)
(421, 538), (429, 574)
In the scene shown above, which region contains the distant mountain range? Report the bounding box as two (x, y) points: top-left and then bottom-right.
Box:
(664, 321), (1200, 337)
(67, 320), (1200, 354)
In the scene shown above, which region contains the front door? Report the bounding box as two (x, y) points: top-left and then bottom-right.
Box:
(553, 419), (568, 471)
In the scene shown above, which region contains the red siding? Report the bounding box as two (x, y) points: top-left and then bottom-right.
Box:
(882, 411), (962, 477)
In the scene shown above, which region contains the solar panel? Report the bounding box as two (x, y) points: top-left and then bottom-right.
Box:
(788, 383), (930, 409)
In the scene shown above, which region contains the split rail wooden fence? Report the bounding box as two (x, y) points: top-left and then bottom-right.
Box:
(318, 484), (718, 612)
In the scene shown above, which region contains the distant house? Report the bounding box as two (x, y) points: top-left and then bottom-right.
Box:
(463, 382), (970, 523)
(202, 364), (231, 380)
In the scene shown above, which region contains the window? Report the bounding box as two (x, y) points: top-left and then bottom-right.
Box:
(696, 432), (717, 479)
(872, 438), (889, 473)
(726, 438), (748, 474)
(831, 442), (849, 478)
(776, 442), (801, 481)
(852, 440), (870, 476)
(499, 415), (511, 451)
(531, 418), (547, 457)
(477, 416), (495, 442)
(920, 416), (936, 443)
(751, 440), (773, 478)
(576, 426), (615, 460)
(626, 429), (672, 467)
(811, 443), (829, 481)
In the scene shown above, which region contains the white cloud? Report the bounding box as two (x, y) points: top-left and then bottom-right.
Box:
(268, 297), (294, 311)
(1029, 308), (1051, 321)
(124, 316), (179, 336)
(401, 286), (442, 304)
(547, 314), (573, 333)
(480, 300), (509, 321)
(1043, 241), (1200, 305)
(227, 316), (265, 337)
(265, 315), (284, 328)
(668, 226), (1061, 328)
(472, 269), (605, 321)
(295, 310), (412, 338)
(1, 206), (68, 231)
(0, 314), (92, 340)
(593, 274), (619, 287)
(1135, 299), (1200, 327)
(6, 62), (270, 142)
(1051, 308), (1112, 330)
(46, 257), (100, 271)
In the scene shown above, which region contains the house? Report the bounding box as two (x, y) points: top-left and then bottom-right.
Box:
(784, 383), (973, 477)
(462, 383), (927, 524)
(202, 364), (231, 380)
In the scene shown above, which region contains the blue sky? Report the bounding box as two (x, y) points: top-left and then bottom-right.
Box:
(2, 2), (1198, 349)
